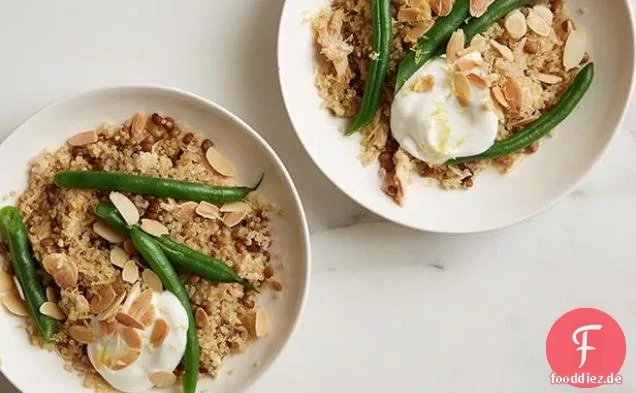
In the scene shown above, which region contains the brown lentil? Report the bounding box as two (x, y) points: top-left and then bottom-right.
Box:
(182, 133), (194, 144)
(151, 113), (164, 126)
(40, 238), (55, 248)
(201, 139), (214, 153)
(270, 280), (283, 292)
(140, 140), (153, 153)
(524, 40), (539, 54)
(263, 265), (274, 279)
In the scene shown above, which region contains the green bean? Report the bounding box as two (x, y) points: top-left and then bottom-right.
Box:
(462, 0), (537, 42)
(94, 202), (253, 289)
(54, 171), (263, 204)
(130, 227), (200, 393)
(0, 206), (57, 341)
(347, 0), (392, 135)
(448, 63), (594, 164)
(395, 0), (470, 93)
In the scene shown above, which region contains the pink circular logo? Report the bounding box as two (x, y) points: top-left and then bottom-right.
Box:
(546, 308), (626, 388)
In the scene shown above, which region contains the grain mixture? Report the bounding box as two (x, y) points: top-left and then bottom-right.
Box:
(0, 113), (280, 390)
(312, 0), (590, 204)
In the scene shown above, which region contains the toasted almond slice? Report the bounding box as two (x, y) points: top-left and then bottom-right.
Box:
(140, 219), (169, 237)
(150, 371), (177, 388)
(91, 285), (117, 314)
(121, 326), (143, 350)
(527, 11), (551, 37)
(452, 71), (472, 107)
(397, 7), (425, 22)
(410, 75), (435, 93)
(502, 77), (523, 113)
(505, 9), (528, 40)
(489, 40), (514, 62)
(446, 29), (465, 63)
(466, 73), (490, 89)
(110, 246), (128, 268)
(97, 290), (126, 321)
(108, 350), (141, 371)
(3, 292), (28, 316)
(220, 202), (251, 214)
(68, 131), (99, 147)
(128, 289), (153, 318)
(491, 86), (510, 108)
(42, 253), (66, 275)
(241, 308), (270, 338)
(563, 29), (587, 70)
(46, 286), (57, 303)
(564, 20), (574, 34)
(174, 201), (199, 221)
(94, 221), (126, 244)
(195, 307), (210, 329)
(470, 34), (487, 49)
(222, 211), (248, 228)
(456, 45), (480, 57)
(534, 73), (563, 84)
(109, 192), (140, 226)
(140, 304), (155, 328)
(470, 0), (490, 17)
(54, 259), (78, 289)
(131, 112), (147, 134)
(142, 269), (163, 292)
(12, 276), (24, 301)
(40, 301), (66, 320)
(405, 20), (435, 43)
(533, 4), (553, 23)
(456, 58), (480, 72)
(122, 260), (140, 284)
(195, 201), (220, 220)
(99, 319), (118, 337)
(430, 0), (453, 16)
(69, 325), (96, 344)
(205, 148), (237, 178)
(150, 318), (170, 347)
(116, 311), (145, 330)
(485, 73), (501, 84)
(508, 115), (540, 128)
(0, 271), (13, 292)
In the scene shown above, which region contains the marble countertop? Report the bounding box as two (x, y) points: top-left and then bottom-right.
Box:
(0, 1), (635, 392)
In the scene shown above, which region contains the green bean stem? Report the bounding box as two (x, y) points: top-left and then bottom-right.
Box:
(347, 0), (392, 135)
(0, 206), (57, 341)
(448, 63), (594, 164)
(130, 227), (200, 393)
(54, 171), (263, 204)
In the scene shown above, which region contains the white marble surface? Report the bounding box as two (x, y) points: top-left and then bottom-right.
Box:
(0, 0), (635, 392)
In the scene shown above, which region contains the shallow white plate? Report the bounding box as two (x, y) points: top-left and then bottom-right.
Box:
(278, 0), (636, 233)
(0, 86), (311, 393)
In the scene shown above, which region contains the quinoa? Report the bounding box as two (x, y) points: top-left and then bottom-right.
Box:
(1, 113), (279, 389)
(312, 0), (589, 204)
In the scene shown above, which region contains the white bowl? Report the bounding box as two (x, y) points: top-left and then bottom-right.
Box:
(0, 86), (311, 393)
(278, 0), (636, 233)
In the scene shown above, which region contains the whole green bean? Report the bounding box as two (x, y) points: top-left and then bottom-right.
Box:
(395, 0), (470, 93)
(94, 202), (253, 289)
(448, 63), (594, 164)
(130, 227), (200, 393)
(0, 206), (57, 341)
(54, 171), (263, 204)
(347, 0), (392, 135)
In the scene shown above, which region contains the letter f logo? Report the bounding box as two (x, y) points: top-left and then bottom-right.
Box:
(573, 325), (603, 368)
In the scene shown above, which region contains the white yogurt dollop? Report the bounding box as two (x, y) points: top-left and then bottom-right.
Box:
(87, 287), (189, 393)
(391, 54), (499, 164)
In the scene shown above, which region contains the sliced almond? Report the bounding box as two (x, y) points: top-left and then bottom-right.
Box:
(131, 112), (147, 134)
(99, 319), (118, 337)
(505, 9), (528, 40)
(122, 260), (140, 284)
(174, 201), (199, 221)
(456, 44), (481, 57)
(452, 71), (472, 107)
(40, 301), (66, 320)
(91, 285), (117, 314)
(470, 34), (487, 49)
(485, 73), (501, 85)
(140, 219), (169, 237)
(94, 221), (125, 244)
(405, 20), (435, 43)
(68, 131), (98, 147)
(3, 292), (28, 316)
(508, 115), (540, 128)
(13, 276), (24, 301)
(109, 192), (140, 226)
(410, 75), (435, 93)
(195, 307), (210, 330)
(533, 4), (553, 23)
(54, 259), (79, 289)
(0, 271), (14, 292)
(195, 201), (221, 220)
(466, 73), (490, 89)
(116, 311), (145, 330)
(527, 11), (551, 37)
(69, 325), (96, 344)
(108, 350), (141, 371)
(470, 0), (490, 17)
(491, 86), (510, 108)
(430, 0), (453, 16)
(150, 371), (177, 388)
(46, 286), (57, 303)
(97, 290), (126, 321)
(222, 211), (248, 228)
(150, 318), (170, 347)
(489, 40), (514, 62)
(220, 202), (251, 214)
(128, 289), (152, 318)
(502, 77), (523, 113)
(121, 326), (143, 350)
(456, 58), (480, 72)
(397, 7), (426, 22)
(205, 148), (237, 178)
(564, 20), (574, 34)
(140, 304), (155, 328)
(446, 29), (465, 63)
(42, 253), (66, 275)
(563, 29), (587, 70)
(142, 269), (163, 292)
(110, 246), (128, 268)
(241, 308), (270, 338)
(534, 73), (563, 84)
